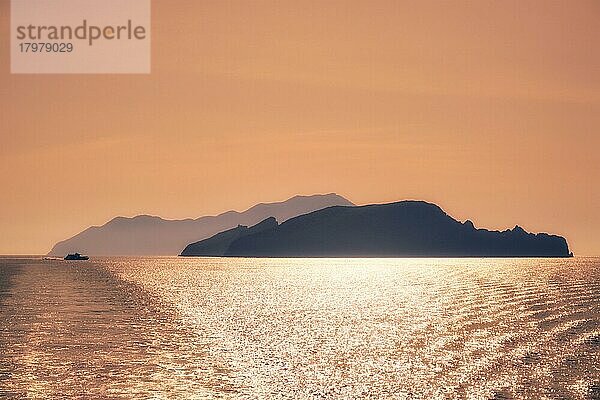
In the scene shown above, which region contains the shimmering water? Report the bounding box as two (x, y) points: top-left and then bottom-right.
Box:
(1, 257), (599, 399)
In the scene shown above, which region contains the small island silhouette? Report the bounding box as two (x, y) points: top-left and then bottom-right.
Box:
(181, 201), (572, 258)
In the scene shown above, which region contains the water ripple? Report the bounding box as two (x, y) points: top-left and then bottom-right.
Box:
(1, 256), (599, 399)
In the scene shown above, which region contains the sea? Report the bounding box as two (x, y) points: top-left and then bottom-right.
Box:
(0, 256), (599, 399)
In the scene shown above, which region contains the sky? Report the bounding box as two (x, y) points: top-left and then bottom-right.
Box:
(0, 0), (599, 255)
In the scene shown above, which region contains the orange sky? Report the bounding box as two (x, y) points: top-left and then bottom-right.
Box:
(1, 0), (599, 255)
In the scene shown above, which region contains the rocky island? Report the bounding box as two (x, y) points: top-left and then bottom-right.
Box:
(181, 201), (572, 258)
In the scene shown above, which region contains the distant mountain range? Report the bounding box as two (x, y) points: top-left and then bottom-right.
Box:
(181, 201), (572, 258)
(48, 194), (354, 256)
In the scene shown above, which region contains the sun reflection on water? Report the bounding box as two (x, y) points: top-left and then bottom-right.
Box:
(1, 257), (599, 398)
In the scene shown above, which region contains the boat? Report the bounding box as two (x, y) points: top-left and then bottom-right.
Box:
(64, 253), (89, 260)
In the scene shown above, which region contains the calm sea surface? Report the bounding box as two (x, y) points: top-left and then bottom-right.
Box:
(0, 257), (599, 399)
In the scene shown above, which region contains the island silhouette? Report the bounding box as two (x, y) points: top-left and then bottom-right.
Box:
(48, 194), (353, 256)
(181, 201), (572, 258)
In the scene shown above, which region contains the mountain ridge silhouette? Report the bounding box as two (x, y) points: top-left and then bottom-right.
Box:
(48, 193), (353, 256)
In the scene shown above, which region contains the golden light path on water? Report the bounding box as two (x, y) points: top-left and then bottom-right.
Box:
(1, 257), (599, 399)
